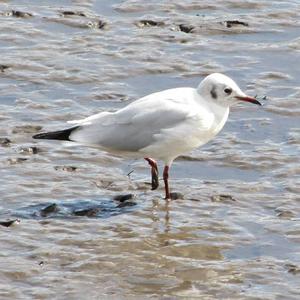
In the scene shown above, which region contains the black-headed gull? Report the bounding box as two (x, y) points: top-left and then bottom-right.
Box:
(33, 73), (261, 199)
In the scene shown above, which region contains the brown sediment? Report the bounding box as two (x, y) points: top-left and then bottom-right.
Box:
(0, 1), (299, 298)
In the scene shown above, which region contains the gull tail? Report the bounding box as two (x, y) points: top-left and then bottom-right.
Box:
(32, 126), (80, 141)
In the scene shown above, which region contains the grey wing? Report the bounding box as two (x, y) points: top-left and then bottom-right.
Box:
(69, 99), (193, 152)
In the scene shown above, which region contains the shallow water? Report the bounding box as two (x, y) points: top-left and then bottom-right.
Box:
(0, 0), (299, 299)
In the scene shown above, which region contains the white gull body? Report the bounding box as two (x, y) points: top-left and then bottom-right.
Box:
(33, 73), (261, 199)
(69, 87), (228, 165)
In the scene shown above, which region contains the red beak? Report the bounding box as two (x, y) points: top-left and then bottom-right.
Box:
(236, 96), (262, 106)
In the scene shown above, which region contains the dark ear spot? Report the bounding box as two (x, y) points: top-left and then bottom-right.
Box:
(210, 85), (217, 99)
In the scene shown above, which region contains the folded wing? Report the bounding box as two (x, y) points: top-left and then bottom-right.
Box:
(69, 88), (199, 153)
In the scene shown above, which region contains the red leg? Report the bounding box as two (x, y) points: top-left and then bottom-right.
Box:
(144, 157), (159, 190)
(163, 165), (170, 200)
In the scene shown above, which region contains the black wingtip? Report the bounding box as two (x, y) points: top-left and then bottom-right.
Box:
(32, 126), (80, 141)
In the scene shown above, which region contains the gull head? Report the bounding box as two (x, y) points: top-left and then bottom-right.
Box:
(197, 73), (261, 107)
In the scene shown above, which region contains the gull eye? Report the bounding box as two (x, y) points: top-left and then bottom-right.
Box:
(224, 87), (232, 95)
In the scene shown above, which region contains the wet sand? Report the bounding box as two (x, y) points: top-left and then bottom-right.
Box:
(0, 0), (299, 299)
